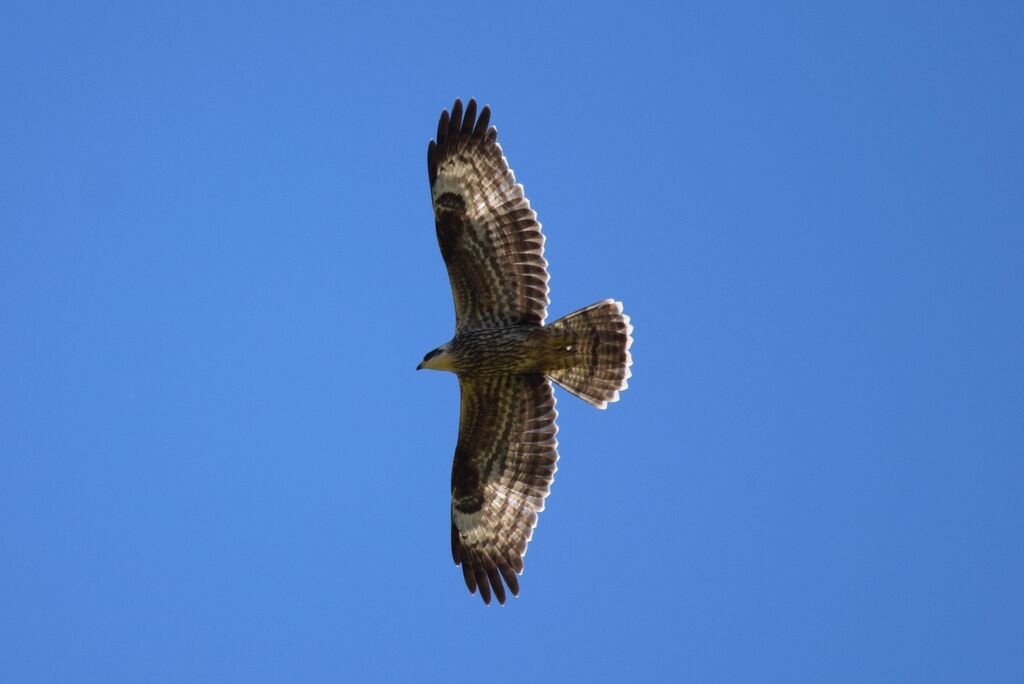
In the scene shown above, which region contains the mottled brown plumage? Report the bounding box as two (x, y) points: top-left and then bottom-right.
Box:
(420, 99), (633, 605)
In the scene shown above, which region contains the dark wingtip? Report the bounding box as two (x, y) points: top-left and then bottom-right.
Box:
(486, 563), (506, 605)
(499, 560), (520, 597)
(448, 99), (463, 150)
(456, 547), (522, 605)
(430, 99), (497, 186)
(427, 139), (437, 185)
(473, 105), (490, 140)
(475, 562), (492, 605)
(436, 109), (450, 158)
(461, 560), (477, 594)
(450, 522), (461, 565)
(461, 99), (477, 139)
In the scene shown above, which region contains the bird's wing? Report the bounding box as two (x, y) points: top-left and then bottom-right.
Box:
(450, 373), (559, 604)
(428, 98), (549, 331)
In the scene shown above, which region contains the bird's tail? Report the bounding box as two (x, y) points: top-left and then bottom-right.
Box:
(546, 300), (633, 409)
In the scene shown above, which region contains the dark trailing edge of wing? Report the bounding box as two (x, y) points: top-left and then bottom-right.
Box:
(427, 98), (493, 186)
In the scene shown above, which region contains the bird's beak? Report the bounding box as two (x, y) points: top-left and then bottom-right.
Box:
(416, 362), (424, 371)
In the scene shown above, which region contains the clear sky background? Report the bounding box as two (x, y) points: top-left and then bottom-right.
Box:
(2, 2), (1022, 682)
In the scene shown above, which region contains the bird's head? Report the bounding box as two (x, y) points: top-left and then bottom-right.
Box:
(417, 343), (455, 372)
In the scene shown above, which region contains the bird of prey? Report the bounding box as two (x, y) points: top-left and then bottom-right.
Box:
(418, 98), (633, 605)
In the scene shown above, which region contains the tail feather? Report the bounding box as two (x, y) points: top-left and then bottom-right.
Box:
(546, 300), (633, 409)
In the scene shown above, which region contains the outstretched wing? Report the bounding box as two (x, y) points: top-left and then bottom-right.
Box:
(428, 98), (549, 330)
(450, 373), (559, 604)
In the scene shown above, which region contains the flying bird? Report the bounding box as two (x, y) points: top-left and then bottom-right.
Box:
(418, 98), (633, 605)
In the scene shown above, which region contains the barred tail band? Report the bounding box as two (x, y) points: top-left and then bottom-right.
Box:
(546, 300), (633, 409)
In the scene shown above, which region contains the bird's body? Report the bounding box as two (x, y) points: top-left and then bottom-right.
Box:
(424, 324), (574, 376)
(419, 99), (633, 604)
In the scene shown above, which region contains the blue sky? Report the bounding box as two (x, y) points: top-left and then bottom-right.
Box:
(2, 2), (1022, 681)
